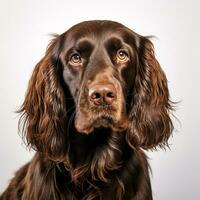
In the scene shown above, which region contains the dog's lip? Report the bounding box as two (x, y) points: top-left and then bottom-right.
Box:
(75, 115), (128, 134)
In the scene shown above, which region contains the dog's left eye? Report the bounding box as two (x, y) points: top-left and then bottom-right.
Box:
(116, 49), (129, 63)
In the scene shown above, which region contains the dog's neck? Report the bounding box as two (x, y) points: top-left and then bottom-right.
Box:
(68, 128), (117, 165)
(66, 128), (126, 183)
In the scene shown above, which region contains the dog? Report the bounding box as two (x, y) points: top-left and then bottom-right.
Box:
(0, 20), (173, 200)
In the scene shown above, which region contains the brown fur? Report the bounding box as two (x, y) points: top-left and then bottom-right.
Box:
(0, 20), (173, 200)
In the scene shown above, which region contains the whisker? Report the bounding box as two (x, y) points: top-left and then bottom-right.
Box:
(67, 110), (76, 135)
(65, 97), (75, 100)
(65, 106), (76, 115)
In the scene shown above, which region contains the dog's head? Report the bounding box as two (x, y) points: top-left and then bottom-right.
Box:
(61, 21), (136, 134)
(19, 20), (173, 160)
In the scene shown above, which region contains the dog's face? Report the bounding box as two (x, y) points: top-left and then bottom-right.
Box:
(60, 21), (138, 134)
(20, 20), (173, 160)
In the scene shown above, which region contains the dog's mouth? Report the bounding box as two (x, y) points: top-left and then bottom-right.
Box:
(75, 111), (128, 134)
(75, 90), (128, 134)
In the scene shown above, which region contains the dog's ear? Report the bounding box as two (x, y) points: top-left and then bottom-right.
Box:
(18, 35), (68, 161)
(127, 36), (173, 149)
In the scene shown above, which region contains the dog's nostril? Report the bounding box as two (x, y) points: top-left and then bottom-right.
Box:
(104, 91), (115, 105)
(91, 92), (102, 100)
(106, 92), (115, 98)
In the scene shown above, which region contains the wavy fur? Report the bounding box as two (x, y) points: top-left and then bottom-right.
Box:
(1, 20), (173, 200)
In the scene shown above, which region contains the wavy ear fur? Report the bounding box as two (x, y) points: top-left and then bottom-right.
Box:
(127, 37), (173, 149)
(18, 36), (67, 161)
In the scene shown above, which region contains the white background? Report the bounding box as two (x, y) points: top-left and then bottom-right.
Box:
(0, 0), (200, 199)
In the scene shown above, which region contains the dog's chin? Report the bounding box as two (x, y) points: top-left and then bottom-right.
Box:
(75, 114), (128, 134)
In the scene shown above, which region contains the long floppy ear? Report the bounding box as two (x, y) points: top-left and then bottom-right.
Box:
(18, 36), (68, 161)
(127, 36), (173, 149)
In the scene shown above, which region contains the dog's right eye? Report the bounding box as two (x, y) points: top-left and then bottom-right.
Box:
(70, 53), (82, 65)
(116, 49), (129, 63)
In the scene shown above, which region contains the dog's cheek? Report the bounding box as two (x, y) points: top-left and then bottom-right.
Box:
(75, 110), (92, 134)
(62, 67), (81, 97)
(74, 86), (91, 131)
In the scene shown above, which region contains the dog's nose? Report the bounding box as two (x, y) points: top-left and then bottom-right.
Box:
(89, 83), (116, 105)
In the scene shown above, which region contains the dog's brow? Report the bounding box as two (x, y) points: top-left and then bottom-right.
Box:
(105, 36), (123, 46)
(75, 39), (94, 52)
(105, 35), (133, 51)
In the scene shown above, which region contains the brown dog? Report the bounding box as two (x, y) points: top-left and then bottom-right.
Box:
(0, 20), (173, 200)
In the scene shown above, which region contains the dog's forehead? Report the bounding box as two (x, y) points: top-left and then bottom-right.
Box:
(69, 20), (125, 33)
(65, 20), (128, 42)
(60, 21), (140, 54)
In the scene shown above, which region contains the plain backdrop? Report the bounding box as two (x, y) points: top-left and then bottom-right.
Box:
(0, 0), (200, 199)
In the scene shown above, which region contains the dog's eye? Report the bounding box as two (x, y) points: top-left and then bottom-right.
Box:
(116, 49), (129, 63)
(70, 53), (82, 65)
